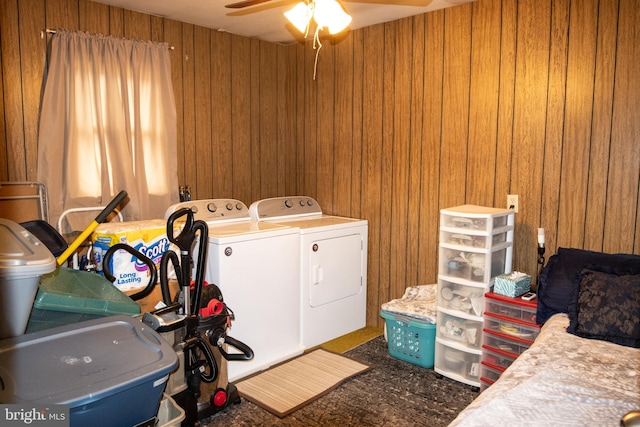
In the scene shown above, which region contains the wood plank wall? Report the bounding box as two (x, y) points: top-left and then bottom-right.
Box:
(2, 0), (639, 329)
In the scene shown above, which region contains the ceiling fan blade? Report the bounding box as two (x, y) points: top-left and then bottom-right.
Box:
(226, 0), (293, 16)
(344, 0), (434, 5)
(226, 0), (275, 8)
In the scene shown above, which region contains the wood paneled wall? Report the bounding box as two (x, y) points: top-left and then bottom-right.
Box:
(2, 0), (639, 328)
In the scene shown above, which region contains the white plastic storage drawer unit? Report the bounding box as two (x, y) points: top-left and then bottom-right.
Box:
(434, 205), (514, 388)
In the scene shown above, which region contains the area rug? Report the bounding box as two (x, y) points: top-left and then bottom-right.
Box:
(234, 348), (372, 417)
(200, 336), (478, 426)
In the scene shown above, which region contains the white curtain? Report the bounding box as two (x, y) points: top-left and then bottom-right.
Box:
(37, 30), (179, 232)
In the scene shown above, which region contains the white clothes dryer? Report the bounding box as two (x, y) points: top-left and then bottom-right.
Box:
(249, 196), (368, 348)
(165, 199), (302, 381)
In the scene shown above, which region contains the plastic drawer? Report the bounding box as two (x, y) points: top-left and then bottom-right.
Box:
(440, 230), (509, 249)
(436, 310), (483, 348)
(480, 361), (505, 383)
(482, 345), (517, 369)
(435, 340), (481, 382)
(480, 377), (494, 392)
(484, 313), (541, 341)
(485, 295), (537, 324)
(482, 329), (533, 355)
(440, 209), (511, 232)
(439, 246), (511, 283)
(438, 279), (485, 317)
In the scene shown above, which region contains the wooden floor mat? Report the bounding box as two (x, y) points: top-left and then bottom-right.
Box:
(234, 348), (371, 418)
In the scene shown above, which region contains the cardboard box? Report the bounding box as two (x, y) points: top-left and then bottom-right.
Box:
(127, 279), (181, 314)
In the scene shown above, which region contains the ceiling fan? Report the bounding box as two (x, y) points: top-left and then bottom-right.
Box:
(225, 0), (434, 79)
(226, 0), (436, 8)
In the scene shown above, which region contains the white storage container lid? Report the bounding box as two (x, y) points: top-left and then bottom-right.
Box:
(0, 218), (56, 278)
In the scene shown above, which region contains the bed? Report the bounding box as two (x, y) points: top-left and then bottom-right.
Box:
(449, 247), (640, 427)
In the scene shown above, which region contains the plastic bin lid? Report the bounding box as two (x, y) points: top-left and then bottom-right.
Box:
(0, 315), (178, 405)
(33, 268), (141, 316)
(0, 219), (56, 278)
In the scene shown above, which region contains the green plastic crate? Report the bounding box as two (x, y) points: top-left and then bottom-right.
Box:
(26, 267), (140, 333)
(380, 310), (436, 368)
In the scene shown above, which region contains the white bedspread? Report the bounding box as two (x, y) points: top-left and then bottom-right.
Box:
(449, 314), (640, 427)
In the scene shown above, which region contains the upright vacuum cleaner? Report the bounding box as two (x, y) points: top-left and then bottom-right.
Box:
(133, 208), (253, 426)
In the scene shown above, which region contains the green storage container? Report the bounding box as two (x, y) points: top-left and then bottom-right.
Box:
(26, 267), (140, 333)
(381, 309), (436, 368)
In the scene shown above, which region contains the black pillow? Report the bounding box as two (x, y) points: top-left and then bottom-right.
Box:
(536, 247), (640, 324)
(567, 269), (640, 348)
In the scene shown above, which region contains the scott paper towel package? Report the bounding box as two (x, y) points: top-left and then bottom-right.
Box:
(92, 220), (175, 291)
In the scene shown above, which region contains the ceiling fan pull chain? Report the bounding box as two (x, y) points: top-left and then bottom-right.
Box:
(313, 27), (322, 80)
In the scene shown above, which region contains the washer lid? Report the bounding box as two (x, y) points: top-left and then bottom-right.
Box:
(206, 221), (299, 241)
(267, 215), (367, 231)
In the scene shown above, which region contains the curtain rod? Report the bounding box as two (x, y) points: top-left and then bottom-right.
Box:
(41, 29), (175, 50)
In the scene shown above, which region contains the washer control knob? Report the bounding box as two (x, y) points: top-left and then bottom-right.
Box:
(226, 203), (233, 211)
(299, 200), (305, 207)
(307, 199), (314, 206)
(284, 199), (293, 208)
(191, 206), (199, 214)
(236, 202), (244, 211)
(207, 203), (217, 213)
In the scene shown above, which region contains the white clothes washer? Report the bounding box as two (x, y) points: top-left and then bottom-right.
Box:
(249, 196), (368, 348)
(165, 199), (302, 382)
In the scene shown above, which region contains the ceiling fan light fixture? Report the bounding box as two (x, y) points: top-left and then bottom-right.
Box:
(313, 0), (352, 34)
(284, 0), (352, 81)
(284, 2), (313, 34)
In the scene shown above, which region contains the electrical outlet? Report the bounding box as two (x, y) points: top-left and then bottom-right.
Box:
(507, 194), (519, 213)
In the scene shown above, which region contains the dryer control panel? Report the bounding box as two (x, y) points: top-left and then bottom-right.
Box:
(249, 196), (322, 220)
(164, 199), (250, 222)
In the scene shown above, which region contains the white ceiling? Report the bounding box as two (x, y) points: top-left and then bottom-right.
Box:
(90, 0), (475, 44)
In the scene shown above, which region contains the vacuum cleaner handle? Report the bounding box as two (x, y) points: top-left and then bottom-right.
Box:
(102, 243), (157, 301)
(159, 250), (182, 305)
(165, 208), (195, 252)
(218, 335), (254, 361)
(190, 219), (209, 314)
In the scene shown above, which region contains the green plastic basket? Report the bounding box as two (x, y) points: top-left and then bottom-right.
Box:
(380, 310), (436, 368)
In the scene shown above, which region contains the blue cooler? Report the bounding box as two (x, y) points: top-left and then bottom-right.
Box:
(0, 315), (178, 427)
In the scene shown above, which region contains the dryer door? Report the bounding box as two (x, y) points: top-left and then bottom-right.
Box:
(308, 233), (364, 307)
